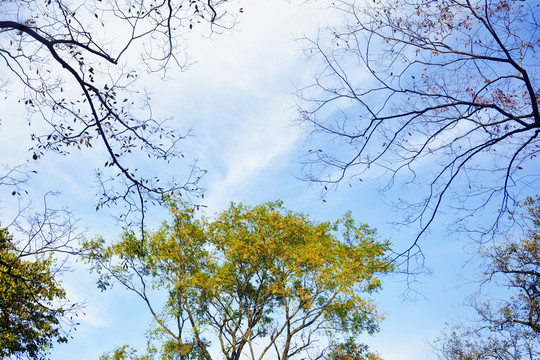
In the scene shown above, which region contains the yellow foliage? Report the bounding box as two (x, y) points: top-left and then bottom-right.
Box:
(85, 201), (393, 360)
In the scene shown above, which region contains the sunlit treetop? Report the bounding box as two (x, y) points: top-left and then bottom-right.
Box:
(85, 201), (392, 360)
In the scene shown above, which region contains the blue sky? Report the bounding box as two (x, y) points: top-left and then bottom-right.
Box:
(0, 1), (498, 359)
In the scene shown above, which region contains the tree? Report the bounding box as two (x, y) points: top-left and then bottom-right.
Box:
(0, 226), (79, 359)
(0, 0), (237, 226)
(326, 338), (383, 360)
(431, 324), (536, 360)
(84, 201), (392, 360)
(431, 196), (540, 359)
(297, 0), (540, 259)
(99, 345), (150, 360)
(0, 169), (85, 357)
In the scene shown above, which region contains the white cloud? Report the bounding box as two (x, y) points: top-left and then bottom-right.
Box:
(132, 0), (332, 214)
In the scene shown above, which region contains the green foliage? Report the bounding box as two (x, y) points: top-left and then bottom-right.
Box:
(99, 345), (150, 360)
(326, 337), (383, 360)
(85, 201), (392, 360)
(0, 227), (70, 359)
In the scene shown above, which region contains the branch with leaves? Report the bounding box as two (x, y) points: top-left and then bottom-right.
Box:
(1, 0), (237, 228)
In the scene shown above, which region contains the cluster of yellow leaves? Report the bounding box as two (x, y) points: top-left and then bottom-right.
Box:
(150, 201), (391, 331)
(85, 201), (393, 359)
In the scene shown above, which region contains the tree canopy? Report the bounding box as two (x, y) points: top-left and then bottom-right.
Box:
(84, 201), (391, 360)
(431, 196), (540, 359)
(297, 0), (540, 259)
(0, 227), (77, 359)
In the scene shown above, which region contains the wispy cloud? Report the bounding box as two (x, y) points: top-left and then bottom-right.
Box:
(134, 0), (330, 213)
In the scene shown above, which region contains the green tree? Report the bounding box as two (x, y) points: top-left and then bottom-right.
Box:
(84, 201), (392, 360)
(326, 337), (383, 360)
(0, 227), (77, 359)
(431, 196), (540, 359)
(99, 345), (150, 360)
(297, 0), (539, 256)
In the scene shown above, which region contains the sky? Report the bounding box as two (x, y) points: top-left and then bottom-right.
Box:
(0, 1), (501, 359)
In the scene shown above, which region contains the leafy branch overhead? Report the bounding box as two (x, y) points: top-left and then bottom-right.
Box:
(0, 0), (237, 224)
(85, 201), (392, 360)
(298, 0), (540, 258)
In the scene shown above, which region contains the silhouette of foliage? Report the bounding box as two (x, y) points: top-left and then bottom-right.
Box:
(298, 0), (540, 263)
